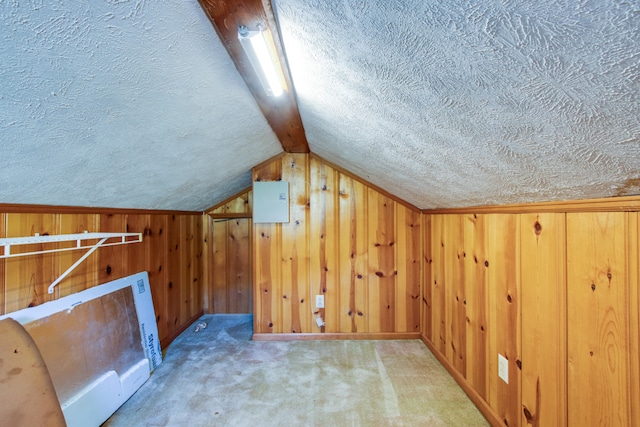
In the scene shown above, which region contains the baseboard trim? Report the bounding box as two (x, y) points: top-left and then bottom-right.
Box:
(420, 334), (503, 427)
(160, 310), (204, 350)
(252, 332), (421, 341)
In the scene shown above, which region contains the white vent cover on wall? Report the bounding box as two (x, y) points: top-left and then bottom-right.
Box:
(253, 181), (289, 223)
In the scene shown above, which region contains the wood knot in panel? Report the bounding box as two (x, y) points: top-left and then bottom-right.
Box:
(534, 221), (542, 235)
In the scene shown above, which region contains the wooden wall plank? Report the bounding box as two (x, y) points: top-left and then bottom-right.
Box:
(253, 158), (282, 333)
(148, 215), (168, 343)
(209, 189), (252, 215)
(444, 214), (466, 373)
(57, 214), (99, 298)
(486, 214), (520, 427)
(280, 154), (309, 333)
(0, 213), (4, 315)
(567, 212), (631, 427)
(395, 206), (420, 332)
(463, 213), (488, 400)
(186, 216), (201, 321)
(194, 216), (204, 316)
(211, 218), (229, 313)
(227, 218), (252, 313)
(422, 214), (432, 341)
(431, 215), (446, 353)
(255, 221), (279, 333)
(166, 214), (182, 336)
(630, 212), (640, 425)
(310, 158), (339, 332)
(124, 214), (150, 276)
(520, 213), (567, 427)
(5, 213), (57, 312)
(98, 214), (125, 284)
(338, 175), (368, 333)
(368, 190), (396, 333)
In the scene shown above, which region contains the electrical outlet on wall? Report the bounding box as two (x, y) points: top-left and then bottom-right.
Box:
(498, 354), (509, 384)
(315, 295), (324, 309)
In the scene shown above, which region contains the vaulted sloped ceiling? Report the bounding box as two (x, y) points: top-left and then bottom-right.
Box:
(0, 1), (282, 211)
(1, 1), (639, 211)
(274, 0), (640, 209)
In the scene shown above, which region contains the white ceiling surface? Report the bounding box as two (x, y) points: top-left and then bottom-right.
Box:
(0, 1), (282, 211)
(275, 0), (640, 209)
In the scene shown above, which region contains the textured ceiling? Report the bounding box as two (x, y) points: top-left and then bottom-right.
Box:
(2, 1), (639, 212)
(0, 1), (282, 211)
(274, 0), (640, 209)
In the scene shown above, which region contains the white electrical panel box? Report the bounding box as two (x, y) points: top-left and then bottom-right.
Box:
(253, 181), (289, 223)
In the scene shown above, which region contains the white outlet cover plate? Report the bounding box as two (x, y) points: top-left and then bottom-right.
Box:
(315, 295), (324, 308)
(498, 354), (509, 384)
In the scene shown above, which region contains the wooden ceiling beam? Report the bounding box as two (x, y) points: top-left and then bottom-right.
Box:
(198, 0), (310, 153)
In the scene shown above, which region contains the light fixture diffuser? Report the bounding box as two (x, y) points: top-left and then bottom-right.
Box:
(238, 25), (284, 97)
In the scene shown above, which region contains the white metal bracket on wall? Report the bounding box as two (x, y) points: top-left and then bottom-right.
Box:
(0, 232), (142, 294)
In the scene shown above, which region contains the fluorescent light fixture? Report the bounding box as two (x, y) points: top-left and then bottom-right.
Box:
(238, 25), (284, 97)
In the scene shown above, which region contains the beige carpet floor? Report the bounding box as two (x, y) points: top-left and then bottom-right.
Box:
(104, 314), (488, 427)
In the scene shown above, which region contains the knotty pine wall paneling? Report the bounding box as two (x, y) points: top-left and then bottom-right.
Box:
(210, 217), (228, 313)
(280, 154), (310, 333)
(422, 205), (640, 427)
(421, 214), (432, 341)
(0, 209), (202, 348)
(444, 214), (465, 374)
(566, 212), (634, 427)
(226, 218), (251, 313)
(253, 153), (421, 336)
(395, 206), (421, 333)
(98, 214), (126, 284)
(124, 215), (151, 279)
(463, 213), (489, 401)
(208, 190), (252, 215)
(367, 190), (396, 333)
(4, 213), (57, 312)
(486, 214), (520, 427)
(148, 215), (169, 342)
(58, 214), (99, 297)
(519, 213), (566, 427)
(430, 214), (446, 353)
(205, 188), (253, 315)
(338, 174), (369, 333)
(310, 158), (339, 332)
(166, 214), (183, 334)
(632, 212), (640, 425)
(0, 214), (5, 314)
(254, 157), (283, 333)
(179, 216), (192, 326)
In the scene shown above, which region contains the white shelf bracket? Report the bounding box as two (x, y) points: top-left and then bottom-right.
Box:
(0, 231), (142, 295)
(48, 237), (108, 294)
